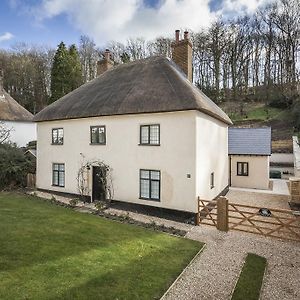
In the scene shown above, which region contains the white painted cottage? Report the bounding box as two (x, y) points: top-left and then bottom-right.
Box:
(0, 74), (36, 147)
(34, 31), (232, 214)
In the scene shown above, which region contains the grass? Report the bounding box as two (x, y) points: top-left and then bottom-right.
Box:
(0, 192), (203, 300)
(231, 253), (267, 300)
(230, 106), (282, 122)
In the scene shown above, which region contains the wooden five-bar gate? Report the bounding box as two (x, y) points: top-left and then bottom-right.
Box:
(197, 197), (300, 242)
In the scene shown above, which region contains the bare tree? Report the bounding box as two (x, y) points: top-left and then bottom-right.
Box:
(79, 35), (99, 82)
(0, 122), (12, 144)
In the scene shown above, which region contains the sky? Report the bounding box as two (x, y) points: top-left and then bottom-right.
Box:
(0, 0), (273, 49)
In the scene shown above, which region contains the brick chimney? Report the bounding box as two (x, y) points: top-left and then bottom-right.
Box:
(172, 30), (193, 82)
(97, 49), (114, 76)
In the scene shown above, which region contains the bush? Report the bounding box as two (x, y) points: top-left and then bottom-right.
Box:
(270, 170), (281, 179)
(0, 143), (35, 190)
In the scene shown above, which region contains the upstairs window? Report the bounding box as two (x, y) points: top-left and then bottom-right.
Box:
(237, 162), (249, 176)
(52, 163), (65, 187)
(52, 128), (64, 145)
(140, 169), (160, 201)
(140, 124), (160, 145)
(90, 126), (106, 145)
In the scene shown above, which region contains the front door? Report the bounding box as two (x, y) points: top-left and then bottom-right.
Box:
(92, 166), (106, 202)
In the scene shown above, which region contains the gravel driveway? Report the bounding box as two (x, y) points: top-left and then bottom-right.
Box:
(163, 190), (299, 300)
(226, 188), (291, 209)
(162, 226), (300, 300)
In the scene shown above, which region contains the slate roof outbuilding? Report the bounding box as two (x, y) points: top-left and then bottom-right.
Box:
(228, 127), (272, 156)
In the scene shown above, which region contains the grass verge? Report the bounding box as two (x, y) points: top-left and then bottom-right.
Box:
(231, 253), (267, 300)
(0, 192), (203, 300)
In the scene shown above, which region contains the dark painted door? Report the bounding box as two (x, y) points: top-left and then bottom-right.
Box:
(92, 166), (106, 201)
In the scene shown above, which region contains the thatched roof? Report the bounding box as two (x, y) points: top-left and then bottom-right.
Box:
(0, 88), (33, 122)
(34, 56), (232, 125)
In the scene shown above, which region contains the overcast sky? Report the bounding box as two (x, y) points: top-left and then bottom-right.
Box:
(0, 0), (273, 49)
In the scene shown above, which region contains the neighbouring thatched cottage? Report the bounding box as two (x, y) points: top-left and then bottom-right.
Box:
(34, 30), (232, 214)
(228, 127), (271, 190)
(0, 73), (36, 147)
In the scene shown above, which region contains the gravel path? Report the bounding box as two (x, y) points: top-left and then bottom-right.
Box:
(229, 179), (290, 196)
(163, 226), (300, 300)
(226, 188), (291, 209)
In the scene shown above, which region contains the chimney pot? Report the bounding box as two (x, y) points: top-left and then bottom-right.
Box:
(184, 31), (189, 40)
(175, 30), (180, 43)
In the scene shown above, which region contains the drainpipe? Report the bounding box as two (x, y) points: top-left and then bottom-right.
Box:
(229, 155), (232, 186)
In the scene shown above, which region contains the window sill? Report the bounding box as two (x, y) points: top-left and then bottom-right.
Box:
(52, 185), (65, 188)
(90, 143), (106, 145)
(51, 143), (64, 146)
(139, 197), (160, 202)
(138, 144), (160, 146)
(237, 174), (249, 177)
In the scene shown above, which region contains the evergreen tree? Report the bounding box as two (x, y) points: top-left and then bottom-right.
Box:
(50, 42), (83, 103)
(50, 42), (69, 103)
(68, 44), (83, 90)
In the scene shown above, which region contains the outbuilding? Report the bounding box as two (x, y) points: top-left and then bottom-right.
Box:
(228, 127), (271, 190)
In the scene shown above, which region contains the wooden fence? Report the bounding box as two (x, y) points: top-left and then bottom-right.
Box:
(197, 197), (300, 242)
(27, 173), (36, 189)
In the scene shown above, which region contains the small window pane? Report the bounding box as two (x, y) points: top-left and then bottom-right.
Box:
(140, 170), (150, 179)
(53, 172), (58, 185)
(53, 164), (59, 171)
(59, 164), (65, 171)
(59, 173), (65, 186)
(244, 163), (248, 174)
(151, 181), (160, 199)
(140, 179), (150, 198)
(150, 125), (159, 144)
(150, 171), (160, 180)
(141, 126), (149, 144)
(58, 129), (63, 143)
(99, 128), (105, 144)
(52, 130), (58, 143)
(91, 128), (97, 141)
(238, 163), (242, 174)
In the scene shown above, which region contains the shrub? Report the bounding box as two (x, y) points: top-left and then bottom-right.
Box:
(0, 143), (35, 190)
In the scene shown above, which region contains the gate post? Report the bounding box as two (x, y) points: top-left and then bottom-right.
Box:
(195, 196), (200, 225)
(217, 196), (229, 231)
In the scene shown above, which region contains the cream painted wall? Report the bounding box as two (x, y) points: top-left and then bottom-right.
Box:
(3, 121), (36, 147)
(37, 111), (199, 212)
(195, 112), (229, 202)
(230, 155), (270, 189)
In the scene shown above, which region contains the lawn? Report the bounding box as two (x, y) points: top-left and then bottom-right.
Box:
(231, 253), (267, 300)
(0, 192), (203, 300)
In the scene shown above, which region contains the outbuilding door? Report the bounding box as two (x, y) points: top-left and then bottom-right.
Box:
(92, 166), (106, 202)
